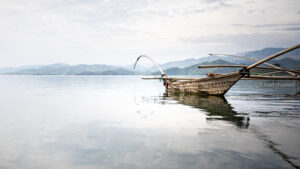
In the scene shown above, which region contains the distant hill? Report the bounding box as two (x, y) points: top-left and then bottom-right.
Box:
(270, 58), (300, 69)
(159, 58), (199, 69)
(124, 64), (152, 73)
(0, 64), (43, 74)
(238, 47), (300, 61)
(150, 56), (234, 71)
(2, 64), (136, 75)
(152, 59), (241, 75)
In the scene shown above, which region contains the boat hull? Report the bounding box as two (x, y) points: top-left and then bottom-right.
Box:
(167, 72), (242, 96)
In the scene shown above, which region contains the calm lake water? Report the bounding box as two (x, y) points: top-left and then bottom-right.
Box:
(0, 75), (299, 169)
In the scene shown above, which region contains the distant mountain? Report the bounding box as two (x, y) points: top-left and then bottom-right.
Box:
(270, 58), (300, 69)
(159, 58), (199, 69)
(152, 59), (240, 75)
(0, 64), (43, 74)
(151, 47), (300, 71)
(150, 56), (234, 71)
(124, 64), (151, 73)
(237, 47), (300, 61)
(2, 64), (136, 75)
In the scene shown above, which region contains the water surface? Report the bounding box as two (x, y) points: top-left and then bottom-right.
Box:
(0, 75), (299, 169)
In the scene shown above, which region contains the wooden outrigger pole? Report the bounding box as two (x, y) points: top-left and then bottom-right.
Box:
(259, 69), (300, 76)
(197, 65), (300, 74)
(134, 44), (300, 96)
(142, 76), (300, 81)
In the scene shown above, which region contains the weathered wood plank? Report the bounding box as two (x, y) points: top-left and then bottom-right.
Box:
(197, 65), (300, 74)
(142, 75), (300, 81)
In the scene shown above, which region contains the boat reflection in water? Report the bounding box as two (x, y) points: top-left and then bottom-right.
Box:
(163, 92), (250, 128)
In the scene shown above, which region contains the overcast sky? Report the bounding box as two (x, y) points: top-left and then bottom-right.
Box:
(0, 0), (299, 67)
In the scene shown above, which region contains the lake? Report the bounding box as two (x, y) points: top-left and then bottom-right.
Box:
(0, 75), (299, 169)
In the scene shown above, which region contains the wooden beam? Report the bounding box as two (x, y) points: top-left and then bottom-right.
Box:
(142, 77), (197, 80)
(242, 75), (300, 80)
(198, 65), (245, 68)
(197, 65), (300, 73)
(259, 69), (300, 76)
(142, 75), (300, 81)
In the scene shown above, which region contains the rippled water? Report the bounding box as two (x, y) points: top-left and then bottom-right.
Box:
(0, 75), (299, 169)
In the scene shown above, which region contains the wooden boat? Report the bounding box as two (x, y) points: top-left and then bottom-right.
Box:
(134, 44), (300, 96)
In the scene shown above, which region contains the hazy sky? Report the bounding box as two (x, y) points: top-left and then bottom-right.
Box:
(0, 0), (299, 67)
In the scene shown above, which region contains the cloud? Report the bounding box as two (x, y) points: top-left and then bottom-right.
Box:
(201, 0), (231, 4)
(180, 32), (300, 52)
(0, 0), (299, 67)
(230, 23), (300, 33)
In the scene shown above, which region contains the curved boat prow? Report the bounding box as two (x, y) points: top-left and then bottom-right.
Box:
(134, 55), (167, 78)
